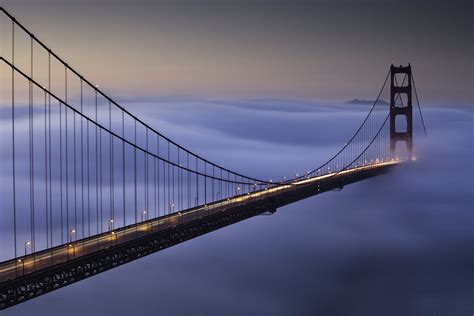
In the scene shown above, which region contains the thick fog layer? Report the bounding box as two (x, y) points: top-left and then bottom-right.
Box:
(2, 99), (473, 315)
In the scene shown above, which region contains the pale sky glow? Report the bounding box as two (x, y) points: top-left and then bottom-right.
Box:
(1, 0), (473, 105)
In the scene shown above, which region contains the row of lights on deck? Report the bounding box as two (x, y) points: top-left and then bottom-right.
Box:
(15, 153), (417, 265)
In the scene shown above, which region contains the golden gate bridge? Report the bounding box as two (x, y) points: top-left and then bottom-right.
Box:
(0, 7), (426, 309)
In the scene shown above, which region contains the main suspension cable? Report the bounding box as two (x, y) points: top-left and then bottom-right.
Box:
(411, 72), (428, 136)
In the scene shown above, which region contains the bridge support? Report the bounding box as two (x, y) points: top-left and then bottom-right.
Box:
(390, 64), (413, 157)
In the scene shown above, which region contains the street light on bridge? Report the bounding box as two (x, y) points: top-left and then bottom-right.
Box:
(24, 241), (31, 257)
(21, 241), (30, 276)
(69, 229), (76, 243)
(68, 229), (76, 258)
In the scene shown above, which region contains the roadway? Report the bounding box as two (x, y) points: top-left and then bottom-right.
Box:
(0, 161), (399, 283)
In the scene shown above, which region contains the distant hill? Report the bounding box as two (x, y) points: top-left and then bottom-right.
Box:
(346, 98), (389, 105)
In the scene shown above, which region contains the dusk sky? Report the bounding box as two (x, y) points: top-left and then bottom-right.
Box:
(1, 0), (472, 105)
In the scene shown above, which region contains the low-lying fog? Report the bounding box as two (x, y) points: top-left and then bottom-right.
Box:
(2, 97), (473, 315)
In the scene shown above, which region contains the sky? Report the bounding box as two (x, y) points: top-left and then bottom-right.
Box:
(1, 0), (473, 105)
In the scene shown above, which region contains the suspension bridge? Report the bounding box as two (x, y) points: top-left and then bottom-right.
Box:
(0, 8), (426, 309)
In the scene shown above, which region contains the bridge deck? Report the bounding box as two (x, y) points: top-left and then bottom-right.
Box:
(0, 161), (399, 284)
(0, 161), (402, 311)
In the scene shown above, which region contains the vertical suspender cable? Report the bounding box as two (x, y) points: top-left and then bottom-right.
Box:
(134, 121), (137, 225)
(181, 155), (183, 210)
(65, 67), (69, 242)
(157, 135), (160, 217)
(143, 126), (150, 220)
(178, 149), (180, 211)
(11, 21), (17, 261)
(154, 135), (157, 218)
(60, 101), (64, 244)
(30, 37), (36, 254)
(195, 158), (198, 206)
(95, 90), (99, 235)
(162, 152), (165, 214)
(87, 109), (90, 237)
(145, 128), (148, 218)
(172, 145), (174, 212)
(44, 89), (48, 249)
(48, 53), (53, 248)
(81, 80), (84, 239)
(204, 163), (207, 205)
(168, 142), (170, 212)
(110, 101), (114, 227)
(99, 108), (103, 233)
(74, 111), (77, 238)
(187, 152), (189, 209)
(122, 111), (126, 227)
